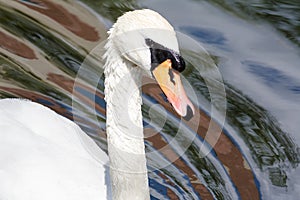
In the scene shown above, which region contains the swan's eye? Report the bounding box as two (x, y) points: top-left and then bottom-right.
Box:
(146, 38), (186, 73)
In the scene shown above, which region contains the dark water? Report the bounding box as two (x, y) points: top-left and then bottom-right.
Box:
(0, 0), (299, 199)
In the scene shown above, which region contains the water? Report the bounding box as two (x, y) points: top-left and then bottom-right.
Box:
(0, 0), (299, 199)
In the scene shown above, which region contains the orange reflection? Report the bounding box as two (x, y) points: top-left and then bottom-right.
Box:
(19, 0), (100, 41)
(143, 77), (259, 200)
(0, 31), (36, 59)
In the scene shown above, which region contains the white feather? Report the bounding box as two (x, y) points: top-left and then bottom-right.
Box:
(0, 99), (110, 200)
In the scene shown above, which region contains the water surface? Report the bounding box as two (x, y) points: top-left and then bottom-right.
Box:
(0, 0), (299, 199)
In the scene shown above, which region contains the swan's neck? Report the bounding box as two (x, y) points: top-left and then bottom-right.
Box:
(104, 48), (150, 200)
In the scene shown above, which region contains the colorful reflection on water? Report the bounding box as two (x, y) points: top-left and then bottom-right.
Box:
(0, 0), (299, 199)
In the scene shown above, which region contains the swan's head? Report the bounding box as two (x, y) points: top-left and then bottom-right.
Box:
(105, 9), (194, 120)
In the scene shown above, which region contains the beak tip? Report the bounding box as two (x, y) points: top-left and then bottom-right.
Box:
(183, 105), (194, 121)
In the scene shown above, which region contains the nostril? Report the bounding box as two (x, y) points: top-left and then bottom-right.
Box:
(183, 105), (194, 121)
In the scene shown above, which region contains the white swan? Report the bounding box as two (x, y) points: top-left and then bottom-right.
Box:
(0, 9), (194, 200)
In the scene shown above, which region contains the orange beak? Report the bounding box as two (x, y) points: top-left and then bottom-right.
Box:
(152, 59), (194, 120)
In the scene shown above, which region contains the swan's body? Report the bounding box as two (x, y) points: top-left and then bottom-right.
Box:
(0, 99), (110, 200)
(0, 9), (193, 200)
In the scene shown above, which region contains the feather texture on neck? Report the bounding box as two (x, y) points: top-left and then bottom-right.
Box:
(103, 29), (150, 200)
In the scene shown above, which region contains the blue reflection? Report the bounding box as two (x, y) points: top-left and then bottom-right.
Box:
(74, 86), (106, 109)
(179, 25), (227, 47)
(242, 60), (300, 96)
(149, 175), (168, 199)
